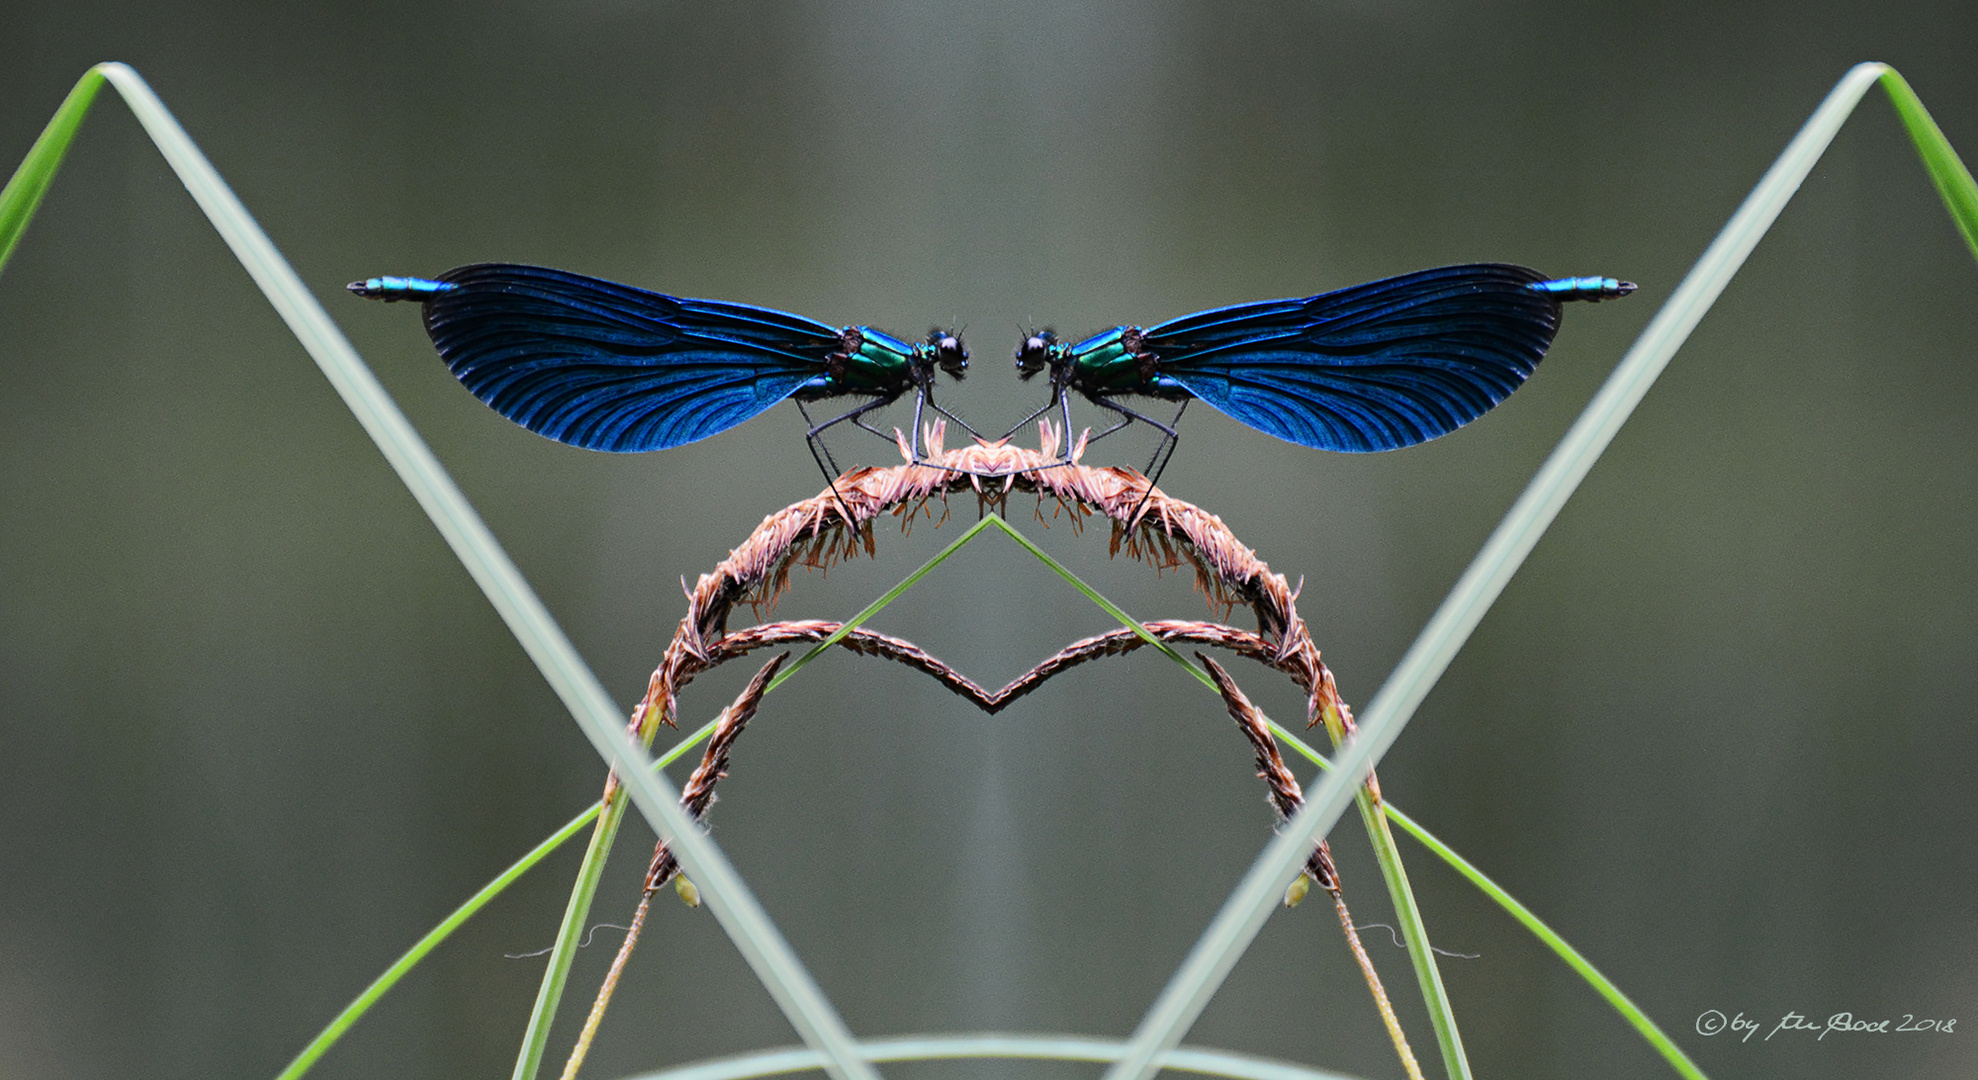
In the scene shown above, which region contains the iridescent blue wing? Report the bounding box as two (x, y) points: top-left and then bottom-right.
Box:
(414, 264), (845, 452)
(1144, 264), (1565, 453)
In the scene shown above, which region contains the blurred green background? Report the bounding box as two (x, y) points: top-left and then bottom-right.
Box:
(3, 4), (1975, 1079)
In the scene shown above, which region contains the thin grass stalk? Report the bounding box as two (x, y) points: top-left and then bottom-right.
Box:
(1348, 789), (1459, 1080)
(515, 794), (632, 1080)
(1314, 697), (1468, 1080)
(562, 655), (785, 1080)
(0, 66), (105, 275)
(1198, 655), (1420, 1080)
(1332, 892), (1422, 1080)
(560, 893), (652, 1080)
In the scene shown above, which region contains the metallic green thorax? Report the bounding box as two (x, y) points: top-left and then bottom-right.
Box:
(794, 326), (922, 399)
(1066, 328), (1146, 392)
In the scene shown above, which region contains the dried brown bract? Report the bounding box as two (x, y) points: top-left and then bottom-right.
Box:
(627, 422), (1349, 741)
(644, 652), (785, 893)
(1200, 655), (1340, 895)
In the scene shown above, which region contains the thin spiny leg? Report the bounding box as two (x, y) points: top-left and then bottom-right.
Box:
(802, 393), (899, 520)
(795, 401), (841, 477)
(1085, 412), (1137, 444)
(805, 393), (900, 450)
(927, 396), (983, 442)
(1144, 399), (1187, 477)
(1001, 396), (1058, 442)
(1091, 394), (1184, 523)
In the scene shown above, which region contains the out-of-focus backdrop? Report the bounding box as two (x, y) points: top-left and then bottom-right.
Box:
(3, 4), (1975, 1080)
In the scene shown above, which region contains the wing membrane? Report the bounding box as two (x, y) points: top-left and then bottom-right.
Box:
(422, 264), (844, 452)
(1146, 264), (1562, 452)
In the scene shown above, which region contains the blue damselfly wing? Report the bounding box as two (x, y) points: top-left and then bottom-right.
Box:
(1140, 263), (1628, 453)
(353, 263), (849, 453)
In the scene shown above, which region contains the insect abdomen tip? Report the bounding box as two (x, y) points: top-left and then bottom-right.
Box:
(347, 275), (457, 302)
(1531, 276), (1637, 302)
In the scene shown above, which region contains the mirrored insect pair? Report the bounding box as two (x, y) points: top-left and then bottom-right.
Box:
(349, 262), (1635, 495)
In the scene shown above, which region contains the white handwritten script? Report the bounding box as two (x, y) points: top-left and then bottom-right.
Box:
(1697, 1010), (1957, 1043)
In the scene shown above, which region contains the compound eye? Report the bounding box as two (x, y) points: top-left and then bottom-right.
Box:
(933, 333), (968, 376)
(1015, 335), (1052, 376)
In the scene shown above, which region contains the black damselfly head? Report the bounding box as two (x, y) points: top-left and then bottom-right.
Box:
(1014, 329), (1058, 380)
(925, 328), (969, 380)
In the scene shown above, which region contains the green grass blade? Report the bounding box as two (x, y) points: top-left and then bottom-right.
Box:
(981, 514), (1215, 690)
(0, 66), (107, 277)
(984, 515), (1463, 1078)
(273, 805), (600, 1080)
(1877, 67), (1978, 266)
(766, 513), (1000, 693)
(277, 720), (718, 1080)
(1264, 722), (1709, 1080)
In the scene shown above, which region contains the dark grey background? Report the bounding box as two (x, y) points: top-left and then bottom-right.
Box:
(2, 4), (1975, 1080)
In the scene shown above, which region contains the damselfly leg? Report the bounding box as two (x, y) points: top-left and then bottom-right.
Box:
(798, 393), (903, 519)
(1087, 395), (1187, 522)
